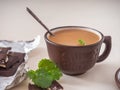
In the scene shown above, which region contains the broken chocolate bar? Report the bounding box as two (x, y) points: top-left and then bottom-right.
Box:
(0, 59), (24, 76)
(49, 81), (63, 90)
(29, 81), (63, 90)
(0, 48), (25, 69)
(0, 52), (25, 76)
(5, 52), (25, 69)
(0, 47), (11, 68)
(29, 84), (46, 90)
(0, 53), (18, 68)
(0, 47), (11, 54)
(0, 54), (7, 67)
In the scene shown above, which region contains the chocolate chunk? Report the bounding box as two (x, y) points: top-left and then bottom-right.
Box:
(0, 47), (11, 68)
(0, 58), (24, 76)
(0, 51), (25, 69)
(0, 53), (7, 60)
(0, 54), (7, 67)
(49, 81), (63, 90)
(5, 55), (18, 69)
(5, 52), (25, 69)
(28, 81), (63, 90)
(0, 47), (26, 76)
(29, 84), (46, 90)
(0, 59), (24, 76)
(8, 52), (25, 63)
(0, 52), (25, 76)
(0, 47), (11, 54)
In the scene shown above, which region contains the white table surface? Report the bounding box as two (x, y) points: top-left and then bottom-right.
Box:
(0, 0), (120, 90)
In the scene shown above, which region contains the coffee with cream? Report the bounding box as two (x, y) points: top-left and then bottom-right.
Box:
(45, 26), (111, 75)
(48, 29), (100, 46)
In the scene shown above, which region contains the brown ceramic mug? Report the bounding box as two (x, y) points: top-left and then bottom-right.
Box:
(45, 26), (111, 75)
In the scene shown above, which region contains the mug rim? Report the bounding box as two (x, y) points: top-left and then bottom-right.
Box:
(115, 68), (120, 88)
(44, 26), (104, 47)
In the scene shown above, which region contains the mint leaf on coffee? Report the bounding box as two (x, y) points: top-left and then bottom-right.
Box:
(78, 39), (86, 46)
(27, 58), (62, 88)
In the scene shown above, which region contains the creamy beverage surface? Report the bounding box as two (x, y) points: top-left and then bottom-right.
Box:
(48, 29), (100, 46)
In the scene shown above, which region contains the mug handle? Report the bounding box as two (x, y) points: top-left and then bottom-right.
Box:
(97, 36), (111, 63)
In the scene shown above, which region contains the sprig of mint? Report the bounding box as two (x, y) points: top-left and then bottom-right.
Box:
(78, 39), (86, 46)
(27, 58), (62, 88)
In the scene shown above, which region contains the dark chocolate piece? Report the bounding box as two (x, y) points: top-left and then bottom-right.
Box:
(5, 52), (25, 69)
(0, 52), (25, 69)
(0, 47), (11, 54)
(0, 59), (24, 76)
(0, 47), (11, 68)
(28, 81), (63, 90)
(29, 84), (46, 90)
(0, 54), (7, 68)
(0, 53), (7, 60)
(5, 54), (18, 69)
(49, 81), (63, 90)
(0, 52), (25, 76)
(8, 52), (25, 63)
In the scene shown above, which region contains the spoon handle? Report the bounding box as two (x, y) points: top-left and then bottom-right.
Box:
(26, 7), (54, 36)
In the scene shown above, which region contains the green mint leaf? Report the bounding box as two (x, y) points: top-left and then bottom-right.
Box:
(38, 58), (62, 80)
(27, 70), (36, 80)
(38, 58), (55, 70)
(27, 58), (62, 88)
(48, 67), (62, 80)
(33, 68), (53, 88)
(78, 39), (86, 46)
